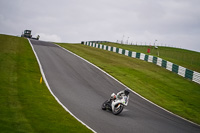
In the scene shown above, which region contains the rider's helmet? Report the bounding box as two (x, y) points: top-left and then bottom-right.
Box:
(124, 89), (130, 96)
(111, 93), (116, 99)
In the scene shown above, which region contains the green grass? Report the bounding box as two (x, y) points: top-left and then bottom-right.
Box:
(0, 34), (92, 133)
(58, 43), (200, 125)
(101, 42), (200, 72)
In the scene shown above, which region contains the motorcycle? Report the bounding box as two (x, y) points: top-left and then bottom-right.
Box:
(101, 93), (129, 115)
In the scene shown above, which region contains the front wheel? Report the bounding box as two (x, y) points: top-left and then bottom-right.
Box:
(112, 104), (124, 115)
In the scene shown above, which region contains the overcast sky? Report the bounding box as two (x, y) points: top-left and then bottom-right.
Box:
(0, 0), (200, 52)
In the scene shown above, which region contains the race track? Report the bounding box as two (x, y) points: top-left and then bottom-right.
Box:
(30, 39), (200, 133)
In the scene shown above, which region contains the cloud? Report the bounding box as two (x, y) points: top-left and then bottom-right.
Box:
(0, 0), (200, 52)
(34, 33), (62, 42)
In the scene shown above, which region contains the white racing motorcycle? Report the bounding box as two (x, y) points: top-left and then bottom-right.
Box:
(101, 89), (130, 115)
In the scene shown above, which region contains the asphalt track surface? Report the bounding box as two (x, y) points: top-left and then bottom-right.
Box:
(30, 39), (200, 133)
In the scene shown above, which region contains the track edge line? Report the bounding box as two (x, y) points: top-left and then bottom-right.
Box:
(28, 39), (97, 133)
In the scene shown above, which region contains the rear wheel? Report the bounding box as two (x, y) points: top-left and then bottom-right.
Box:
(102, 100), (109, 110)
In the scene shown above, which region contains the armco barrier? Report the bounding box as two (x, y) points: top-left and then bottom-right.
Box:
(83, 42), (200, 84)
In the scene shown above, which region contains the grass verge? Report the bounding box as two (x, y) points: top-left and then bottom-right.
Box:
(0, 34), (92, 133)
(58, 43), (200, 125)
(101, 42), (200, 72)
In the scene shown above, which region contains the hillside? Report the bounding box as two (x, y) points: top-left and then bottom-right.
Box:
(0, 34), (91, 133)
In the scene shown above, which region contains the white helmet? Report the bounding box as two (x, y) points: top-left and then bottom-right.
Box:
(111, 93), (116, 99)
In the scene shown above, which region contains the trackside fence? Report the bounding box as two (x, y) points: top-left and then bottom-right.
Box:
(82, 41), (200, 85)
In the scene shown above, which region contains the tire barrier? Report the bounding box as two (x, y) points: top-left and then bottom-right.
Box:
(82, 41), (200, 85)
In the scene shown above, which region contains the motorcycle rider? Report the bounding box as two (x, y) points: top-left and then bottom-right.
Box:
(102, 89), (130, 113)
(110, 89), (130, 101)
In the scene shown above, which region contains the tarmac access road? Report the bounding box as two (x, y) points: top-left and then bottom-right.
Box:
(30, 39), (200, 133)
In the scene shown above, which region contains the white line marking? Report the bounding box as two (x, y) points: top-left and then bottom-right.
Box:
(28, 39), (97, 133)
